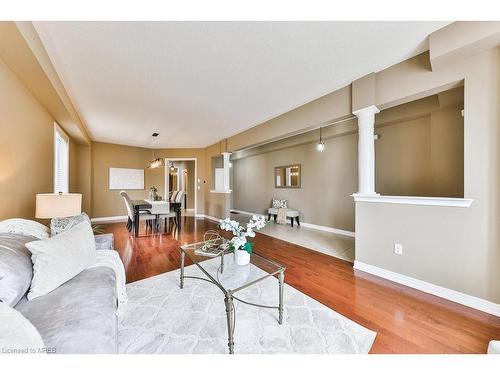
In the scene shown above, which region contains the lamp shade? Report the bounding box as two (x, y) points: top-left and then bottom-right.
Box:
(35, 193), (82, 219)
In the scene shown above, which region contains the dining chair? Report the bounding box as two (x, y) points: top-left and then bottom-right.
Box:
(120, 191), (156, 235)
(169, 191), (178, 203)
(174, 191), (185, 205)
(157, 209), (177, 232)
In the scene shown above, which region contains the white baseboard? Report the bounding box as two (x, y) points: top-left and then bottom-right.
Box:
(300, 222), (355, 238)
(230, 208), (355, 238)
(197, 214), (222, 223)
(91, 215), (128, 223)
(354, 261), (500, 317)
(230, 209), (262, 217)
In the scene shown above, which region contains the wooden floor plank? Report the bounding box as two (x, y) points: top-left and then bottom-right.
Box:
(102, 218), (500, 354)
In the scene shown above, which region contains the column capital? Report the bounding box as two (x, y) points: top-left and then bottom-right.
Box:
(352, 105), (380, 118)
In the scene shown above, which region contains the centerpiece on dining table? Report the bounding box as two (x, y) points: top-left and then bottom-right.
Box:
(148, 186), (158, 201)
(219, 215), (267, 265)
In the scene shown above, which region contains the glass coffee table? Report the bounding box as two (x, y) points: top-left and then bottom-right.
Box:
(179, 241), (286, 354)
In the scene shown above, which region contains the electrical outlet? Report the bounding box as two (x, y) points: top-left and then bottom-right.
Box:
(394, 243), (403, 255)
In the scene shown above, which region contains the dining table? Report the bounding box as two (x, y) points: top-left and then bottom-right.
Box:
(131, 199), (182, 237)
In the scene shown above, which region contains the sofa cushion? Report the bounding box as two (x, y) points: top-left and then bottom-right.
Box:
(0, 234), (36, 306)
(268, 208), (299, 217)
(15, 267), (117, 354)
(26, 220), (97, 300)
(0, 218), (50, 240)
(50, 212), (91, 237)
(0, 301), (45, 354)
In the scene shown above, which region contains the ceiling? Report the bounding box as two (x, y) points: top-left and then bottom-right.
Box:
(33, 21), (450, 149)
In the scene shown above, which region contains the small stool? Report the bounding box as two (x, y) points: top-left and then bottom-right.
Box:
(267, 208), (300, 227)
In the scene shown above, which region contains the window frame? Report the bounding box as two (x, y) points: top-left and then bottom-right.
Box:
(53, 123), (70, 194)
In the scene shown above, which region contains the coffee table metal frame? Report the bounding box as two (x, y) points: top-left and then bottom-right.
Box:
(179, 242), (286, 354)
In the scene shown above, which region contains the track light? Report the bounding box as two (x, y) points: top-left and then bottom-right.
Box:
(317, 127), (325, 152)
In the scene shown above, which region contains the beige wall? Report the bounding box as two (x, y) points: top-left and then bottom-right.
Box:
(430, 104), (464, 198)
(232, 125), (358, 231)
(204, 141), (231, 219)
(375, 90), (464, 197)
(227, 86), (352, 152)
(357, 47), (500, 303)
(69, 137), (78, 192)
(0, 22), (90, 145)
(90, 143), (207, 218)
(429, 22), (500, 70)
(0, 59), (54, 219)
(352, 73), (376, 112)
(76, 144), (92, 214)
(375, 116), (432, 196)
(0, 59), (82, 220)
(1, 23), (88, 221)
(91, 142), (152, 218)
(231, 89), (464, 231)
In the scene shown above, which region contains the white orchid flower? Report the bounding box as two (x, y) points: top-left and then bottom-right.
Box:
(246, 227), (255, 238)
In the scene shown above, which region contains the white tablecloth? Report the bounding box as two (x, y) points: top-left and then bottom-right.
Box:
(145, 200), (170, 214)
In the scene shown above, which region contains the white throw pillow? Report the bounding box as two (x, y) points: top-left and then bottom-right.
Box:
(272, 198), (288, 209)
(50, 212), (91, 236)
(0, 218), (50, 240)
(0, 302), (44, 354)
(25, 220), (97, 300)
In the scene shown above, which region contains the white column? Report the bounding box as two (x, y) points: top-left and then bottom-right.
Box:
(353, 105), (379, 196)
(222, 152), (231, 192)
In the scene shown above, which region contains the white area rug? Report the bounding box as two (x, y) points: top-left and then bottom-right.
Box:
(118, 258), (376, 354)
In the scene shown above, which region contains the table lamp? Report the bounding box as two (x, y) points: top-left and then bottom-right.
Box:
(35, 193), (82, 219)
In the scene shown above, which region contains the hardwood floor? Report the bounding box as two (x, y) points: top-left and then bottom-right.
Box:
(102, 217), (500, 354)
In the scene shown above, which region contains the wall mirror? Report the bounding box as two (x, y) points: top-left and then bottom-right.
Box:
(275, 164), (301, 188)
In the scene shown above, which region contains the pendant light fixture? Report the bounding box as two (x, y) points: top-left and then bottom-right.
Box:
(148, 133), (165, 169)
(317, 127), (325, 152)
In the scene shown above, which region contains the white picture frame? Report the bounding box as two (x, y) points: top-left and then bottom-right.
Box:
(109, 168), (144, 190)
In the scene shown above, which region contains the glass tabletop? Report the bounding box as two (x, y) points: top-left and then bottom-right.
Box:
(180, 241), (285, 293)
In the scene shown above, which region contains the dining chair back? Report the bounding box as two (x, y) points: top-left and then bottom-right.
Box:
(169, 191), (178, 203)
(175, 191), (184, 204)
(120, 191), (134, 220)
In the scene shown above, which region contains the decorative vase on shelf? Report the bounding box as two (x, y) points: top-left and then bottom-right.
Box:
(234, 249), (250, 265)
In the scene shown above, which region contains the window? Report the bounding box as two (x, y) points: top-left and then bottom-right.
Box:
(374, 85), (464, 198)
(54, 124), (69, 193)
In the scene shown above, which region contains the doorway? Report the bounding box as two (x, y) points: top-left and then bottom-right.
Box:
(164, 158), (197, 215)
(168, 166), (179, 193)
